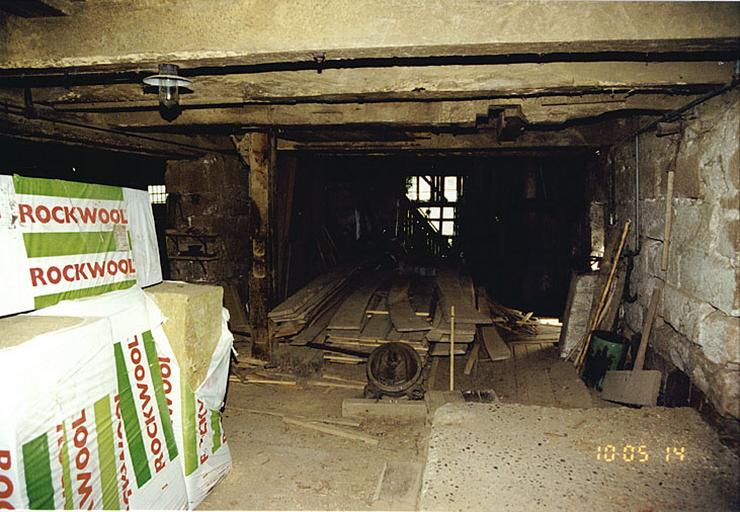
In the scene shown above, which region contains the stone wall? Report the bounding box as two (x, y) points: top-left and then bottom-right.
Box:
(165, 154), (250, 293)
(610, 89), (739, 419)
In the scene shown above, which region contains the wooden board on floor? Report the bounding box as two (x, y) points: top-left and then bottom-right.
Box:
(600, 370), (662, 406)
(388, 277), (433, 332)
(478, 325), (511, 361)
(270, 264), (357, 319)
(328, 276), (382, 331)
(409, 276), (436, 318)
(290, 288), (348, 345)
(436, 269), (491, 325)
(464, 343), (481, 375)
(429, 342), (467, 356)
(360, 313), (392, 341)
(508, 335), (560, 344)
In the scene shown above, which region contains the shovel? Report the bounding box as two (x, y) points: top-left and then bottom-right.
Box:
(600, 286), (662, 406)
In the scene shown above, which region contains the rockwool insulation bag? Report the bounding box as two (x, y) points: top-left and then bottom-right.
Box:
(0, 174), (162, 317)
(0, 312), (187, 510)
(144, 288), (233, 509)
(32, 284), (233, 509)
(26, 288), (189, 509)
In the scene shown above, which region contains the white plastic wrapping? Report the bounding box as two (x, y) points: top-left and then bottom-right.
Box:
(0, 174), (162, 317)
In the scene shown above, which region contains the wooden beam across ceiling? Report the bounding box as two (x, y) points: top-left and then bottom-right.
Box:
(276, 118), (635, 153)
(83, 93), (704, 131)
(1, 1), (737, 73)
(25, 61), (734, 110)
(0, 90), (230, 158)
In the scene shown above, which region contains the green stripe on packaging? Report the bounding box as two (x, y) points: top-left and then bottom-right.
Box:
(211, 410), (222, 454)
(142, 330), (179, 461)
(13, 175), (124, 201)
(24, 231), (121, 258)
(22, 434), (55, 510)
(94, 396), (120, 510)
(182, 380), (198, 476)
(34, 280), (136, 309)
(59, 424), (73, 510)
(114, 342), (152, 487)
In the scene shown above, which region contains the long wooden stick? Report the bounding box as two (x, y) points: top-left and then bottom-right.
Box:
(283, 416), (379, 445)
(661, 170), (675, 271)
(449, 305), (456, 391)
(575, 220), (631, 370)
(634, 286), (662, 371)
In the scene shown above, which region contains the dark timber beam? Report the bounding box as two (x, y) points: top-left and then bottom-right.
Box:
(70, 93), (707, 130)
(0, 103), (228, 158)
(1, 1), (737, 73)
(236, 131), (277, 358)
(23, 61), (734, 107)
(276, 119), (636, 152)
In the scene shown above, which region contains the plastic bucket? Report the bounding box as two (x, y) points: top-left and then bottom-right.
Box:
(583, 330), (629, 391)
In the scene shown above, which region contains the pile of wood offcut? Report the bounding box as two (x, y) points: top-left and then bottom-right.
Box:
(269, 264), (562, 365)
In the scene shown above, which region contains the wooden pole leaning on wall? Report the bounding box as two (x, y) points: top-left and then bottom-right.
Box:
(574, 219), (631, 372)
(661, 170), (675, 271)
(234, 130), (277, 359)
(449, 305), (456, 391)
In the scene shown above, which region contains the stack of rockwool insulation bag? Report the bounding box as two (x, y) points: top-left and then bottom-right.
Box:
(0, 174), (162, 316)
(0, 175), (232, 510)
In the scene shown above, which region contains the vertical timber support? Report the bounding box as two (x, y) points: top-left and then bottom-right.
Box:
(236, 131), (277, 358)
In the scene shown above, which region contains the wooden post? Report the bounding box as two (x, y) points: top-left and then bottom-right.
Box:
(449, 305), (455, 391)
(661, 170), (675, 271)
(237, 131), (277, 358)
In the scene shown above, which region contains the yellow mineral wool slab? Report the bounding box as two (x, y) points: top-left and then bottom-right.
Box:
(145, 281), (224, 390)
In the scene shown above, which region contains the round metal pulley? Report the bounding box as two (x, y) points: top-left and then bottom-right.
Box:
(365, 342), (424, 399)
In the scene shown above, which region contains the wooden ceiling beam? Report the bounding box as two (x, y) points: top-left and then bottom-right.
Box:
(0, 96), (230, 158)
(79, 93), (702, 130)
(25, 61), (733, 109)
(276, 120), (632, 152)
(1, 1), (737, 73)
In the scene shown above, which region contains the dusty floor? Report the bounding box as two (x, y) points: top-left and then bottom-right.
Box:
(421, 402), (740, 511)
(200, 371), (427, 510)
(428, 342), (599, 408)
(201, 347), (739, 511)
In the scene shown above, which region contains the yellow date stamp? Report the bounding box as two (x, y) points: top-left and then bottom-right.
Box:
(596, 445), (686, 463)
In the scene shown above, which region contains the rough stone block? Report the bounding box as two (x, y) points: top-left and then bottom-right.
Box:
(696, 310), (740, 365)
(639, 198), (664, 240)
(670, 199), (704, 247)
(678, 248), (736, 315)
(662, 284), (715, 342)
(674, 135), (703, 199)
(714, 368), (740, 419)
(711, 205), (739, 261)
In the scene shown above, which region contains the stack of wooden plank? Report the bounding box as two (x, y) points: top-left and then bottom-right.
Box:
(426, 269), (492, 349)
(270, 264), (507, 365)
(268, 264), (360, 338)
(320, 287), (430, 359)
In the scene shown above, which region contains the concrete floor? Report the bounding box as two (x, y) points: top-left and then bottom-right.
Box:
(201, 347), (739, 510)
(421, 403), (740, 511)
